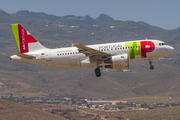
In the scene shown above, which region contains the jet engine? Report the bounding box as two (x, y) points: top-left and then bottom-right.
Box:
(105, 54), (129, 70)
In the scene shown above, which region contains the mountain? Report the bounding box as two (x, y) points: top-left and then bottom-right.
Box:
(137, 21), (151, 27)
(0, 9), (180, 101)
(95, 14), (114, 22)
(12, 10), (114, 26)
(0, 9), (18, 23)
(175, 26), (180, 31)
(14, 10), (60, 21)
(79, 15), (97, 25)
(11, 10), (115, 26)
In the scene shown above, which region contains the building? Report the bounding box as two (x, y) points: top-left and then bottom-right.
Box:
(0, 82), (5, 89)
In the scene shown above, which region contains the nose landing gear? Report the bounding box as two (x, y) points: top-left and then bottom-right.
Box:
(149, 60), (154, 70)
(150, 65), (154, 70)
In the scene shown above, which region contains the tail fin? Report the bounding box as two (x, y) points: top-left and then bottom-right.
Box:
(11, 24), (47, 53)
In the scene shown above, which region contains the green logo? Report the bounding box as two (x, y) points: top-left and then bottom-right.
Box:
(125, 42), (141, 59)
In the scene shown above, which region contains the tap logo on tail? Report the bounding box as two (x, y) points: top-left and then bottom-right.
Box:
(11, 24), (38, 53)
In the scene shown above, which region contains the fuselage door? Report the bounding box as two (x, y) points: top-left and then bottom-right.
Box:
(46, 50), (52, 61)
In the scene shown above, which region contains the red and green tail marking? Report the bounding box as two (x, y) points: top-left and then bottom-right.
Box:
(11, 24), (38, 53)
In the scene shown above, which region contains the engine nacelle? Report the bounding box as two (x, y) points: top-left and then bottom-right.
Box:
(105, 54), (129, 70)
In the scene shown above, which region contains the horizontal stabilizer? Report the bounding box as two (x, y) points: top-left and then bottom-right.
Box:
(13, 53), (35, 59)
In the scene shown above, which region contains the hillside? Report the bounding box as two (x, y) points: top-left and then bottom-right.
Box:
(0, 100), (67, 120)
(120, 106), (180, 120)
(0, 9), (180, 101)
(1, 99), (180, 120)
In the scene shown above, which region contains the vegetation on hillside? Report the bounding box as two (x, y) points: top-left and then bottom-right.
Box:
(120, 106), (180, 120)
(0, 100), (67, 120)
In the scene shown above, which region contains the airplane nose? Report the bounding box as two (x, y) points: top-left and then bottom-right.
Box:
(169, 46), (175, 54)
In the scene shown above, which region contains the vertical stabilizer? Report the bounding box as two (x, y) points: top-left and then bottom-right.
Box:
(11, 24), (47, 53)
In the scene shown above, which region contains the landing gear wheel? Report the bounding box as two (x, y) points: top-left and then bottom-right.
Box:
(150, 65), (154, 70)
(95, 68), (101, 77)
(96, 72), (101, 77)
(95, 68), (100, 73)
(148, 59), (154, 70)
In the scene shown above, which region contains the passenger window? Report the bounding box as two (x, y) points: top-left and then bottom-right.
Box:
(65, 53), (67, 55)
(159, 43), (162, 46)
(57, 54), (59, 56)
(63, 53), (64, 55)
(162, 43), (165, 45)
(111, 49), (113, 50)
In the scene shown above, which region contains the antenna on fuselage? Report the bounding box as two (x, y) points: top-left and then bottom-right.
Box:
(70, 42), (75, 47)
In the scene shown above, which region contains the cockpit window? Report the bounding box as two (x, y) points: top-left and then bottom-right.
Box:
(159, 43), (167, 46)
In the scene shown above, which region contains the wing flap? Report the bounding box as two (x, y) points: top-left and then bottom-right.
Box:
(74, 44), (111, 65)
(74, 44), (109, 56)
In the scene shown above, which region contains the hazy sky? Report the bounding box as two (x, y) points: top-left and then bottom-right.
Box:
(1, 0), (180, 30)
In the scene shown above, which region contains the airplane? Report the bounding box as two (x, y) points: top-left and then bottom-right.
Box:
(10, 24), (175, 77)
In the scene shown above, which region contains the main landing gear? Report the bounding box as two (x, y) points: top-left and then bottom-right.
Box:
(149, 60), (154, 70)
(95, 68), (101, 77)
(95, 60), (102, 77)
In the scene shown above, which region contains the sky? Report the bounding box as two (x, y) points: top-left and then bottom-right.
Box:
(1, 0), (180, 30)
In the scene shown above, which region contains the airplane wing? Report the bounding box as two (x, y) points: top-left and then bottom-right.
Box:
(74, 44), (110, 63)
(14, 53), (35, 59)
(74, 44), (109, 56)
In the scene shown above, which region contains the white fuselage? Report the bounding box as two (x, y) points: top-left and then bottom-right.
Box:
(10, 39), (174, 68)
